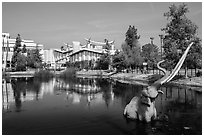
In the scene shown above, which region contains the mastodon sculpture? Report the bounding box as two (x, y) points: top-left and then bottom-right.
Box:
(123, 42), (194, 122)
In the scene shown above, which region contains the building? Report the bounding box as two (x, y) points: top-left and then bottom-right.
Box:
(2, 33), (116, 70)
(68, 39), (116, 69)
(42, 39), (116, 70)
(2, 33), (44, 69)
(42, 49), (56, 69)
(42, 47), (73, 69)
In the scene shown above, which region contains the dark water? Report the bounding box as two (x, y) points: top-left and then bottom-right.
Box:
(2, 77), (202, 135)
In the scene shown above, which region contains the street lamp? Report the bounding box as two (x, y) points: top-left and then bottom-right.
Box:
(2, 35), (5, 70)
(159, 34), (164, 58)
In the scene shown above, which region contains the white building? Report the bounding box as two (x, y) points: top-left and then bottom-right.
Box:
(42, 39), (116, 69)
(2, 33), (44, 69)
(42, 49), (56, 69)
(68, 39), (116, 69)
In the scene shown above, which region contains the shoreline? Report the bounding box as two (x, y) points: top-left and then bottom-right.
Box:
(76, 70), (202, 89)
(3, 70), (202, 90)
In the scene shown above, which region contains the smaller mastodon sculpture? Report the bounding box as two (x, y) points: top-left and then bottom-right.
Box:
(124, 42), (194, 122)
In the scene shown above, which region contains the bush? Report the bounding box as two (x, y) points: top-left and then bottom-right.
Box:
(34, 70), (54, 81)
(59, 67), (76, 79)
(196, 70), (202, 77)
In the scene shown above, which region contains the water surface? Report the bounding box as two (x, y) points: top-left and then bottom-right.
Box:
(2, 77), (202, 135)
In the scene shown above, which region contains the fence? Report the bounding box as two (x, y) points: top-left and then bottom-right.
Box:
(146, 68), (201, 77)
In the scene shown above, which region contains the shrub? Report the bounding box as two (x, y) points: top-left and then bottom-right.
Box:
(33, 70), (54, 81)
(196, 70), (202, 77)
(59, 67), (76, 79)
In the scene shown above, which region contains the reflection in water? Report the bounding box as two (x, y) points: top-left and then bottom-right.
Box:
(56, 78), (115, 107)
(2, 77), (54, 112)
(2, 77), (202, 135)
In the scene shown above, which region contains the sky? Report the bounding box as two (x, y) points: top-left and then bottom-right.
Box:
(2, 2), (202, 50)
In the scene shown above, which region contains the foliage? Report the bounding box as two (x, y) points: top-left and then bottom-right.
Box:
(33, 70), (54, 81)
(103, 39), (111, 50)
(11, 34), (43, 71)
(61, 46), (66, 51)
(59, 67), (76, 79)
(26, 49), (43, 68)
(125, 25), (140, 48)
(13, 34), (22, 52)
(141, 43), (160, 68)
(112, 51), (126, 72)
(22, 44), (27, 53)
(95, 53), (110, 70)
(186, 37), (202, 69)
(162, 3), (202, 69)
(122, 26), (143, 69)
(11, 34), (26, 71)
(15, 53), (27, 71)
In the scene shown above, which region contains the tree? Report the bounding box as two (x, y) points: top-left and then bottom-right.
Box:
(22, 44), (27, 53)
(61, 46), (65, 51)
(5, 35), (10, 70)
(125, 25), (140, 48)
(11, 34), (26, 71)
(122, 25), (143, 71)
(26, 49), (42, 68)
(112, 50), (126, 72)
(162, 3), (202, 77)
(141, 43), (160, 68)
(13, 34), (22, 52)
(15, 54), (27, 71)
(95, 53), (110, 70)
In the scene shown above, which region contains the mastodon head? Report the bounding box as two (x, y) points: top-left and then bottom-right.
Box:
(140, 86), (164, 107)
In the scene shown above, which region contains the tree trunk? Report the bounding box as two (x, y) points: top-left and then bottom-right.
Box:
(5, 39), (9, 72)
(191, 68), (193, 77)
(2, 38), (5, 71)
(185, 65), (188, 78)
(195, 67), (197, 77)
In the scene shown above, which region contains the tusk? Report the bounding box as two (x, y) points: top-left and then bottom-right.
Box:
(153, 42), (194, 87)
(157, 60), (167, 75)
(158, 90), (164, 94)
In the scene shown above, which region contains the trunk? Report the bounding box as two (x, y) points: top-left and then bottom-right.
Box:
(185, 65), (188, 78)
(5, 39), (9, 72)
(2, 38), (5, 71)
(136, 66), (138, 73)
(191, 68), (193, 77)
(195, 67), (197, 77)
(153, 65), (154, 74)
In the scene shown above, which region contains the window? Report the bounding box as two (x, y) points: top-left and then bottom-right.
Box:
(6, 61), (10, 67)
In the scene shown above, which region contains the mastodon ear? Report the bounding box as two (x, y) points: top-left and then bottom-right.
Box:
(158, 90), (164, 94)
